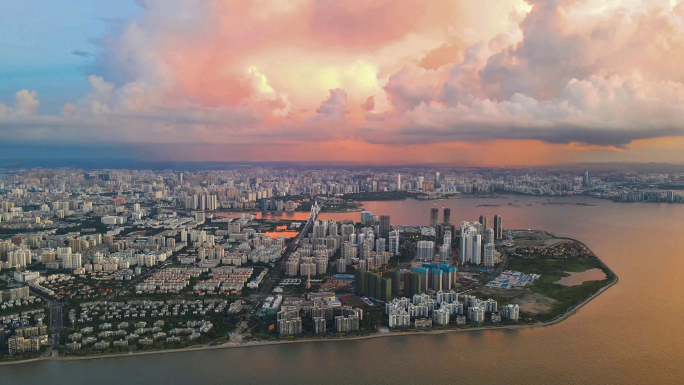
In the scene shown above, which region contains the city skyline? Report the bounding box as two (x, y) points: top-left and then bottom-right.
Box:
(0, 164), (627, 365)
(3, 0), (684, 165)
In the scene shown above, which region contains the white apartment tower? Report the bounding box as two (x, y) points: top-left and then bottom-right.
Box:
(460, 222), (481, 265)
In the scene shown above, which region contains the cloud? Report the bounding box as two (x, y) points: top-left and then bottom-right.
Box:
(315, 88), (349, 118)
(361, 96), (375, 112)
(3, 0), (684, 163)
(71, 50), (95, 58)
(0, 90), (40, 119)
(362, 75), (684, 147)
(384, 66), (448, 112)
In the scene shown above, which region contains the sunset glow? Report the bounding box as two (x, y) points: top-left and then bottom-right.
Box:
(2, 0), (684, 165)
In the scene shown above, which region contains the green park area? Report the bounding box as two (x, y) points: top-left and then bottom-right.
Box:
(475, 235), (616, 323)
(507, 255), (615, 321)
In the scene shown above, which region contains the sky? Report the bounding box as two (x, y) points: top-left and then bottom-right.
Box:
(2, 0), (684, 166)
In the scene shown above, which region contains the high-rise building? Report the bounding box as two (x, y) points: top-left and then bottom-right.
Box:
(416, 240), (435, 261)
(440, 266), (457, 290)
(502, 304), (520, 322)
(439, 244), (451, 262)
(430, 208), (439, 227)
(375, 238), (386, 253)
(471, 222), (483, 236)
(443, 230), (452, 246)
(355, 269), (367, 296)
(484, 228), (494, 244)
(460, 222), (481, 264)
(469, 229), (482, 265)
(313, 221), (327, 238)
(460, 222), (469, 263)
(335, 315), (360, 333)
(389, 231), (400, 255)
(443, 207), (451, 224)
(434, 171), (440, 188)
(406, 271), (422, 296)
(431, 268), (443, 291)
(468, 306), (485, 324)
(411, 267), (430, 292)
(583, 170), (590, 187)
(433, 308), (449, 326)
(379, 215), (391, 240)
(360, 211), (374, 227)
(355, 270), (392, 302)
(494, 215), (503, 240)
(484, 243), (496, 267)
(479, 215), (487, 231)
(314, 317), (327, 334)
(396, 174), (401, 191)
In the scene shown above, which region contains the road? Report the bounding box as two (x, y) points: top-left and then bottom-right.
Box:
(49, 301), (64, 349)
(265, 201), (320, 292)
(27, 286), (64, 349)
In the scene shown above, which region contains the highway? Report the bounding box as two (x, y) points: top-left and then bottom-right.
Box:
(262, 201), (320, 295)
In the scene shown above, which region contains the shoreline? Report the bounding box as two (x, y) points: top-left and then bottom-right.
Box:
(0, 236), (619, 367)
(1, 280), (618, 367)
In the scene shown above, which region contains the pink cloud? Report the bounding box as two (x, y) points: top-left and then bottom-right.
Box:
(3, 0), (684, 163)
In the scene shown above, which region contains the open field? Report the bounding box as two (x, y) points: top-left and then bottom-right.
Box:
(340, 296), (366, 308)
(502, 240), (615, 321)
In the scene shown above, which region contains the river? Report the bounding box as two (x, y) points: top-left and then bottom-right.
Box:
(2, 195), (684, 384)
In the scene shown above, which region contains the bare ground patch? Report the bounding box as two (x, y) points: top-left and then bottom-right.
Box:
(471, 287), (558, 315)
(512, 293), (558, 315)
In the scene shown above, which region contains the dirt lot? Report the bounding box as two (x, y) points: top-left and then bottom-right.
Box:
(471, 286), (558, 315)
(512, 293), (558, 314)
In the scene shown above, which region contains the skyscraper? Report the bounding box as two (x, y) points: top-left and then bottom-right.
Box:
(583, 170), (590, 187)
(469, 228), (482, 264)
(460, 221), (470, 263)
(430, 208), (439, 227)
(396, 174), (401, 191)
(360, 211), (374, 227)
(434, 171), (440, 188)
(460, 222), (482, 264)
(484, 243), (495, 267)
(379, 215), (391, 240)
(494, 215), (503, 240)
(389, 230), (400, 255)
(479, 215), (487, 231)
(443, 207), (451, 224)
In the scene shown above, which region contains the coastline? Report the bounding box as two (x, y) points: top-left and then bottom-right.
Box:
(0, 237), (619, 367)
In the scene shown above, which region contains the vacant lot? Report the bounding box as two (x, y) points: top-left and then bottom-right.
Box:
(471, 286), (557, 315)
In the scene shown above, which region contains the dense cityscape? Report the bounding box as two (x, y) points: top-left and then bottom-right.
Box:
(0, 165), (626, 359)
(5, 0), (684, 382)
